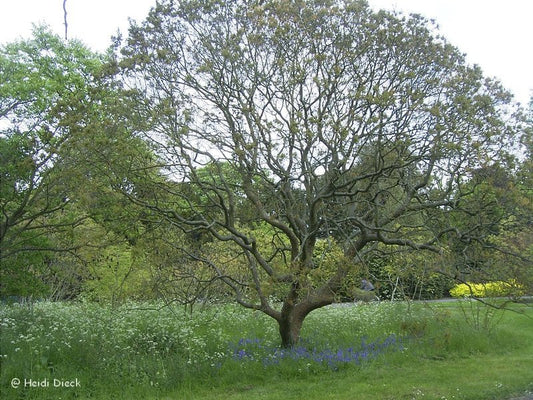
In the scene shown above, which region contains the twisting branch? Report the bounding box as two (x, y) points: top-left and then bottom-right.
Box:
(63, 0), (68, 40)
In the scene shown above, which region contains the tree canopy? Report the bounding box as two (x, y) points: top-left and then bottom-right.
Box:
(113, 0), (527, 346)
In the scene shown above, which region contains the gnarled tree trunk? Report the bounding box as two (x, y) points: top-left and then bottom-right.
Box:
(278, 313), (304, 348)
(276, 276), (343, 348)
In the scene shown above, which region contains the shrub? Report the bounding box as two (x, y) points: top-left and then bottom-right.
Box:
(450, 280), (525, 298)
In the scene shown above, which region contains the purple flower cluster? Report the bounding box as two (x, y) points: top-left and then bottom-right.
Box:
(229, 334), (404, 369)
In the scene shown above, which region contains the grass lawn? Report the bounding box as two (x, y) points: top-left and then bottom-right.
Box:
(187, 351), (532, 400)
(1, 300), (532, 400)
(174, 302), (533, 400)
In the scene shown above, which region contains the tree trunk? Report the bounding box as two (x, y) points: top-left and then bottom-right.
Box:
(276, 268), (350, 348)
(277, 294), (332, 348)
(278, 305), (305, 348)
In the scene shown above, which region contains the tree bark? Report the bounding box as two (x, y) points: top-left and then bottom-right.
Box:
(277, 294), (339, 348)
(276, 276), (341, 348)
(279, 316), (303, 348)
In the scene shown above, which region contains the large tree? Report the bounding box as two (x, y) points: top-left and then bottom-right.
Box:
(116, 0), (525, 347)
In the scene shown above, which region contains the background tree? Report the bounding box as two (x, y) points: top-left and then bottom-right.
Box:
(116, 0), (525, 347)
(0, 27), (158, 299)
(0, 27), (100, 296)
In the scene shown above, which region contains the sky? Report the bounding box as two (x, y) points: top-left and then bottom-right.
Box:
(1, 0), (531, 106)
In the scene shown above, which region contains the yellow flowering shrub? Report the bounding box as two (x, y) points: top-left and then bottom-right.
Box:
(450, 280), (525, 298)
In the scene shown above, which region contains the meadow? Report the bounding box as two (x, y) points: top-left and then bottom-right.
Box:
(1, 299), (532, 400)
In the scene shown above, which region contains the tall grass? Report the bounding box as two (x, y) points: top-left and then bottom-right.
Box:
(0, 300), (531, 399)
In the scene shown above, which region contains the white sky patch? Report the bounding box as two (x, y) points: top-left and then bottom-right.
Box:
(367, 0), (533, 106)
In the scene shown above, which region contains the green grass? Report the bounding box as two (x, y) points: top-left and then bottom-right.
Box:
(1, 300), (532, 400)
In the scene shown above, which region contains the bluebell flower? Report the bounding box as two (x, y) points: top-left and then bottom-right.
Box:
(228, 334), (406, 370)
